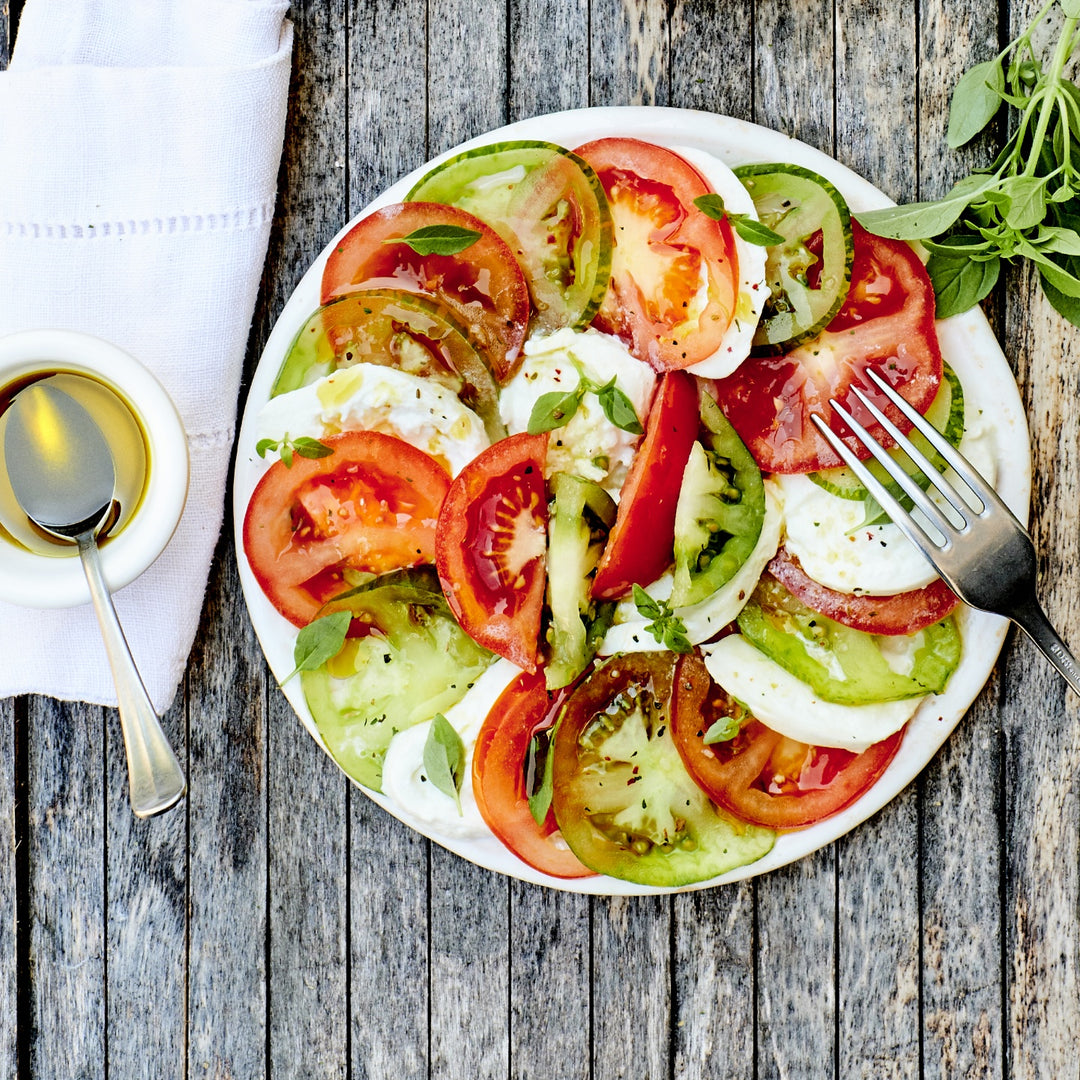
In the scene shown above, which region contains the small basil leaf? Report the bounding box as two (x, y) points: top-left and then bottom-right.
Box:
(526, 730), (556, 826)
(947, 58), (1006, 148)
(597, 381), (643, 434)
(527, 388), (583, 434)
(926, 251), (1000, 317)
(281, 610), (352, 685)
(732, 216), (786, 246)
(423, 713), (466, 814)
(631, 584), (663, 620)
(857, 196), (974, 241)
(292, 436), (335, 459)
(388, 225), (482, 257)
(1001, 175), (1047, 230)
(693, 193), (726, 220)
(279, 443), (294, 469)
(703, 713), (744, 744)
(255, 438), (277, 459)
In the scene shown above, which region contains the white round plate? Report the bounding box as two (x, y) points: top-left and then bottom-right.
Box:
(233, 106), (1031, 895)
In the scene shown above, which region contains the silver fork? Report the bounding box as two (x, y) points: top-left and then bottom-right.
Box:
(809, 368), (1080, 696)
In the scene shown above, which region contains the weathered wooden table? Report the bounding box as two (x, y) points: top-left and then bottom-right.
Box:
(2, 1), (1079, 1076)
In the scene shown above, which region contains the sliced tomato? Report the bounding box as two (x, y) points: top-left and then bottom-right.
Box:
(591, 370), (699, 600)
(243, 431), (451, 628)
(435, 432), (549, 671)
(574, 137), (739, 370)
(766, 547), (959, 635)
(320, 202), (530, 383)
(713, 221), (943, 473)
(472, 669), (595, 879)
(671, 654), (903, 829)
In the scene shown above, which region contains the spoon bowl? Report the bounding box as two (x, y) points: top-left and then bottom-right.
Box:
(3, 384), (187, 818)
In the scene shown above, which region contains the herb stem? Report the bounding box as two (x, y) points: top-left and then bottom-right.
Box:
(1022, 18), (1078, 178)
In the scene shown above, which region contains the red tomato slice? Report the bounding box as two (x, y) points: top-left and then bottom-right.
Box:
(435, 432), (549, 672)
(242, 431), (451, 628)
(321, 202), (530, 383)
(574, 137), (739, 370)
(591, 370), (699, 600)
(472, 669), (596, 879)
(671, 654), (903, 829)
(766, 547), (959, 635)
(713, 221), (943, 473)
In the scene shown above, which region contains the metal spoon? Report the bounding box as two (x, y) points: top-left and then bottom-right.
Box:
(3, 383), (187, 817)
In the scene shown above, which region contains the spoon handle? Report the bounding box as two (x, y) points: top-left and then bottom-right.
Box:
(77, 534), (187, 817)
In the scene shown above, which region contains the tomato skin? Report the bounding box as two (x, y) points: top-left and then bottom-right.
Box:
(713, 222), (943, 474)
(591, 370), (699, 600)
(766, 547), (960, 635)
(575, 137), (739, 370)
(671, 654), (904, 829)
(243, 432), (451, 628)
(435, 432), (549, 672)
(320, 202), (530, 383)
(472, 669), (596, 879)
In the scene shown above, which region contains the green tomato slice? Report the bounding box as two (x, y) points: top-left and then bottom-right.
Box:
(303, 567), (494, 791)
(671, 392), (766, 608)
(407, 140), (613, 332)
(734, 163), (854, 355)
(736, 574), (962, 705)
(551, 652), (775, 887)
(272, 289), (504, 442)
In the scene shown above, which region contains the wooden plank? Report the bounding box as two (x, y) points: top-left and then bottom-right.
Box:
(670, 0), (753, 121)
(27, 698), (106, 1080)
(508, 881), (591, 1080)
(1003, 264), (1080, 1079)
(0, 699), (19, 1078)
(916, 5), (1006, 1078)
(588, 0), (670, 108)
(185, 550), (268, 1079)
(509, 0), (589, 120)
(260, 3), (350, 1076)
(104, 702), (187, 1078)
(592, 896), (672, 1079)
(672, 883), (756, 1079)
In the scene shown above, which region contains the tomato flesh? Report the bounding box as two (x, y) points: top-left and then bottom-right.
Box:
(321, 202), (530, 383)
(766, 547), (960, 635)
(671, 654), (903, 829)
(243, 431), (451, 628)
(591, 370), (699, 600)
(435, 432), (549, 672)
(472, 669), (595, 879)
(713, 222), (943, 473)
(575, 137), (739, 370)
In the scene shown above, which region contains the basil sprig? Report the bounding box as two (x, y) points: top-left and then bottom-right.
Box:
(281, 610), (352, 685)
(632, 585), (692, 654)
(855, 3), (1080, 326)
(386, 224), (482, 257)
(256, 433), (333, 468)
(693, 193), (785, 247)
(527, 363), (643, 437)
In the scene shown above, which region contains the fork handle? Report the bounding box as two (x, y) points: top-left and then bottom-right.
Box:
(1009, 597), (1080, 697)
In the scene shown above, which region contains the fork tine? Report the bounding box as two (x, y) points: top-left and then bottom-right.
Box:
(809, 412), (954, 572)
(862, 368), (1000, 513)
(815, 398), (959, 543)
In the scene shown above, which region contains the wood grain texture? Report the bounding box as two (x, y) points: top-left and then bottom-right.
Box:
(0, 700), (17, 1078)
(669, 0), (753, 121)
(589, 0), (670, 108)
(509, 0), (589, 120)
(27, 699), (105, 1080)
(185, 550), (268, 1080)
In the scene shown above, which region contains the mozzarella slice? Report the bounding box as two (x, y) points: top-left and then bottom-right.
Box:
(499, 326), (656, 495)
(673, 145), (768, 380)
(701, 635), (922, 752)
(256, 362), (490, 477)
(597, 479), (783, 654)
(381, 658), (523, 839)
(777, 421), (998, 596)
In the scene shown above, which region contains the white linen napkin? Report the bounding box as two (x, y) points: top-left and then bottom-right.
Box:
(0, 0), (292, 711)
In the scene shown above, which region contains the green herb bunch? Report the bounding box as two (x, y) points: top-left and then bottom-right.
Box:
(859, 0), (1080, 325)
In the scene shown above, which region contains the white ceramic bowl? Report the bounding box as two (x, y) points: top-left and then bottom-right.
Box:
(0, 329), (189, 608)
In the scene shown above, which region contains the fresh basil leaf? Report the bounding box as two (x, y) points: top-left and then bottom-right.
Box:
(255, 438), (277, 459)
(633, 587), (692, 654)
(596, 380), (643, 434)
(693, 193), (726, 220)
(279, 442), (294, 469)
(281, 610), (352, 685)
(1040, 270), (1080, 328)
(920, 232), (993, 256)
(526, 730), (556, 826)
(857, 195), (974, 241)
(292, 436), (335, 459)
(632, 584), (663, 620)
(947, 58), (1006, 148)
(423, 713), (466, 814)
(732, 216), (786, 246)
(703, 713), (744, 745)
(1017, 239), (1080, 297)
(926, 251), (1000, 317)
(1001, 175), (1048, 230)
(388, 224), (482, 257)
(527, 388), (583, 434)
(1033, 224), (1080, 256)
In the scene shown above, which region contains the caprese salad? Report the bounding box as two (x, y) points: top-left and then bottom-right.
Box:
(239, 131), (1001, 890)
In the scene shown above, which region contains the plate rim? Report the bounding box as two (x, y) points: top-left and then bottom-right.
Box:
(233, 105), (1032, 896)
